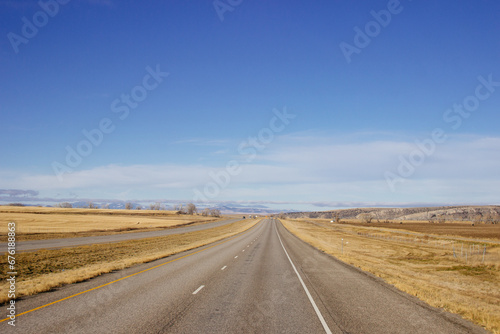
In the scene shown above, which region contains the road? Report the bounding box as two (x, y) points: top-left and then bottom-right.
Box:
(0, 218), (242, 252)
(1, 219), (487, 333)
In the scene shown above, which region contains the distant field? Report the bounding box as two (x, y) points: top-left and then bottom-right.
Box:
(0, 206), (216, 241)
(340, 219), (500, 240)
(282, 218), (500, 333)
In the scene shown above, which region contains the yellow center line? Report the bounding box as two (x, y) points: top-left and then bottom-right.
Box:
(0, 221), (261, 323)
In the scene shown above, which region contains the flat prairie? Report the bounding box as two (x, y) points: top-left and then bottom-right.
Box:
(341, 219), (500, 240)
(0, 206), (215, 241)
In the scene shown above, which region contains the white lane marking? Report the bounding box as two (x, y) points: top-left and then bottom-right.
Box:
(221, 266), (227, 270)
(234, 256), (238, 259)
(274, 223), (333, 334)
(192, 285), (205, 295)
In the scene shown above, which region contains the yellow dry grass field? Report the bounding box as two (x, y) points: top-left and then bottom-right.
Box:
(341, 218), (500, 240)
(0, 206), (215, 241)
(281, 218), (500, 334)
(0, 218), (259, 304)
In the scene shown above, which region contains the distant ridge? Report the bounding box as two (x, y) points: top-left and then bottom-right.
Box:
(283, 205), (500, 222)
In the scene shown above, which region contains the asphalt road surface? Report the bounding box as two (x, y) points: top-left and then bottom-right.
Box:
(1, 219), (487, 333)
(0, 218), (241, 252)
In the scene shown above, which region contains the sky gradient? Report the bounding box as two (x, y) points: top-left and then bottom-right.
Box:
(1, 0), (499, 211)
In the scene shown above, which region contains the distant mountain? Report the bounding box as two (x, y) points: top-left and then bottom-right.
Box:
(215, 205), (286, 215)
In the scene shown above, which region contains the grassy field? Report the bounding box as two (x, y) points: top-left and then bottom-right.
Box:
(340, 219), (500, 240)
(0, 206), (216, 241)
(281, 218), (500, 334)
(0, 217), (259, 304)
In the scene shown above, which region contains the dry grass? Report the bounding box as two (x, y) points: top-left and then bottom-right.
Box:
(281, 218), (500, 334)
(0, 218), (259, 304)
(0, 206), (215, 241)
(341, 219), (500, 240)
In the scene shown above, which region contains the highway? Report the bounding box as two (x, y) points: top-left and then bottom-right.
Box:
(1, 219), (487, 333)
(0, 218), (241, 252)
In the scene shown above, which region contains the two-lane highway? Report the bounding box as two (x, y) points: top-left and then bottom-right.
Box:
(1, 219), (487, 333)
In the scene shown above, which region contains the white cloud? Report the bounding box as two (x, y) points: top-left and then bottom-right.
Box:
(1, 133), (499, 205)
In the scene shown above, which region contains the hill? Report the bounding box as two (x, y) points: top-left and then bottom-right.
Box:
(282, 205), (500, 223)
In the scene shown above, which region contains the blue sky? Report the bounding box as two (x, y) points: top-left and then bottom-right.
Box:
(1, 0), (499, 210)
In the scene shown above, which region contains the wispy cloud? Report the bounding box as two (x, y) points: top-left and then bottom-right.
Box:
(1, 133), (499, 206)
(0, 189), (39, 197)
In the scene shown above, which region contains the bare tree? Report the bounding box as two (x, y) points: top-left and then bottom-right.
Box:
(185, 203), (197, 215)
(149, 202), (162, 210)
(210, 208), (221, 217)
(173, 204), (184, 213)
(125, 202), (133, 210)
(136, 205), (142, 210)
(87, 202), (99, 209)
(102, 203), (110, 209)
(201, 208), (211, 216)
(57, 202), (72, 208)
